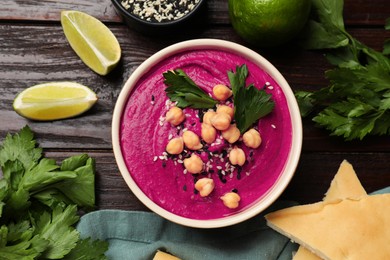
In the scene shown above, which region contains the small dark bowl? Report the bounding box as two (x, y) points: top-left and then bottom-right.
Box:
(111, 0), (206, 35)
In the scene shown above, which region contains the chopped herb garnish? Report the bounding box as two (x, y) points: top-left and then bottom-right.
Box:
(163, 69), (218, 109)
(163, 65), (274, 132)
(228, 65), (275, 133)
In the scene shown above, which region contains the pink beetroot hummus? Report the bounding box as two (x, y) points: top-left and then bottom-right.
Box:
(120, 49), (292, 220)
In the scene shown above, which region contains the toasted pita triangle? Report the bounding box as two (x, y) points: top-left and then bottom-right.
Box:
(266, 194), (390, 260)
(323, 160), (367, 201)
(293, 160), (367, 260)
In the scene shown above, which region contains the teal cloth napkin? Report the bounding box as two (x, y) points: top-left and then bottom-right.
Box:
(76, 187), (390, 260)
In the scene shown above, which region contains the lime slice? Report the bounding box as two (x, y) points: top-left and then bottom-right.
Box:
(61, 10), (121, 75)
(13, 82), (98, 121)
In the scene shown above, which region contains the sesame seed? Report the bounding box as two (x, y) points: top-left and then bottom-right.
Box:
(153, 156), (158, 162)
(271, 124), (276, 129)
(120, 0), (201, 23)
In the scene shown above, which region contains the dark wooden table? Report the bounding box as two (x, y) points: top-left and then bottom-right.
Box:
(1, 0), (389, 214)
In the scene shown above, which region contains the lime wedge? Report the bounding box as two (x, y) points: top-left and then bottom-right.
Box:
(61, 10), (121, 75)
(13, 82), (98, 121)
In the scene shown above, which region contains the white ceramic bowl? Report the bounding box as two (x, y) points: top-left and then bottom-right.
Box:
(112, 39), (302, 228)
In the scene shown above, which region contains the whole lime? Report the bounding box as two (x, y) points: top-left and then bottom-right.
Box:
(228, 0), (311, 47)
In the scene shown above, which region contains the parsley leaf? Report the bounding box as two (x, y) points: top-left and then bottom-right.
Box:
(32, 205), (80, 259)
(0, 125), (42, 170)
(163, 69), (218, 109)
(299, 0), (349, 49)
(229, 65), (275, 133)
(64, 237), (109, 260)
(296, 0), (390, 140)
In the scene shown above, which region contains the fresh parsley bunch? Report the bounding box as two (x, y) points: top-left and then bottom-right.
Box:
(296, 0), (390, 140)
(0, 126), (108, 259)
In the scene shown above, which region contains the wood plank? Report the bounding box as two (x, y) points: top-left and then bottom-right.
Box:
(1, 24), (389, 150)
(281, 152), (390, 204)
(0, 0), (121, 22)
(1, 0), (389, 26)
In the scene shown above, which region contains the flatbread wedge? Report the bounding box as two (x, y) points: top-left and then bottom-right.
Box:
(323, 160), (367, 201)
(153, 250), (181, 260)
(265, 194), (390, 260)
(293, 160), (367, 260)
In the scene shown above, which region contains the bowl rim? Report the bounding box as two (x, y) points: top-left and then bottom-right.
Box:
(111, 0), (205, 27)
(112, 39), (303, 228)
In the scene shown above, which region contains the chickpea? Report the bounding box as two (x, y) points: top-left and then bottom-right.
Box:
(229, 146), (246, 166)
(194, 178), (215, 197)
(221, 192), (241, 209)
(166, 106), (185, 126)
(203, 110), (217, 125)
(221, 124), (240, 144)
(243, 128), (262, 149)
(211, 113), (231, 131)
(213, 84), (232, 101)
(216, 105), (234, 119)
(201, 123), (217, 144)
(182, 130), (203, 150)
(183, 153), (203, 174)
(166, 137), (184, 155)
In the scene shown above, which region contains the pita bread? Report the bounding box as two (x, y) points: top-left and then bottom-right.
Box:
(266, 194), (390, 260)
(323, 160), (367, 201)
(153, 251), (181, 260)
(293, 160), (368, 260)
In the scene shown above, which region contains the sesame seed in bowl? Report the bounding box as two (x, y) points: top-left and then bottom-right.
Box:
(111, 0), (207, 35)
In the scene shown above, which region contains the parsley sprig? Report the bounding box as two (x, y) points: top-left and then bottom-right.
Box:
(163, 69), (218, 109)
(228, 64), (275, 133)
(297, 0), (390, 140)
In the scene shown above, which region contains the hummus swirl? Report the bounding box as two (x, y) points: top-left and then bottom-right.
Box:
(120, 49), (292, 219)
